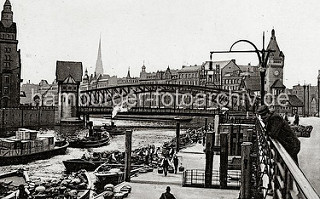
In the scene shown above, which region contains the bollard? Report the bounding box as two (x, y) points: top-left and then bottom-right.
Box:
(240, 142), (252, 199)
(124, 130), (132, 182)
(220, 132), (228, 188)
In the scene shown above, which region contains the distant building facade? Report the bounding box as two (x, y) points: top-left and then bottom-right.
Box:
(20, 80), (58, 106)
(0, 0), (22, 108)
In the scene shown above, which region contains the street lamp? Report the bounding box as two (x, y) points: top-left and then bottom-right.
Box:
(209, 33), (274, 105)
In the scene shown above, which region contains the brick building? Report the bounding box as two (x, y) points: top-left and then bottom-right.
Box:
(0, 0), (22, 108)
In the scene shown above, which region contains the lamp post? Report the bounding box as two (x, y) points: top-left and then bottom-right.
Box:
(209, 33), (274, 105)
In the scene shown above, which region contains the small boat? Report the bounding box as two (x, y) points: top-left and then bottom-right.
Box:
(0, 169), (29, 199)
(30, 170), (92, 199)
(63, 158), (105, 173)
(93, 183), (132, 199)
(68, 128), (110, 148)
(290, 125), (313, 137)
(94, 164), (141, 190)
(0, 129), (69, 166)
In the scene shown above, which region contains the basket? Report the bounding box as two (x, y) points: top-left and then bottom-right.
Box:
(158, 167), (163, 174)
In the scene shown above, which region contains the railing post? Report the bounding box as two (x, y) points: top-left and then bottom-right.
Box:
(214, 114), (220, 154)
(240, 142), (252, 199)
(220, 132), (228, 188)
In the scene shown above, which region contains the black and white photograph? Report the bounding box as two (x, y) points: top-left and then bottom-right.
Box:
(0, 0), (319, 198)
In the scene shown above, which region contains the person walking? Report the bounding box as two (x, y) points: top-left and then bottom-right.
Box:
(257, 105), (300, 163)
(159, 186), (176, 199)
(293, 112), (300, 125)
(161, 157), (169, 176)
(173, 155), (179, 174)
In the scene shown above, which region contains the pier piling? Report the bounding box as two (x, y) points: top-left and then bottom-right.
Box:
(125, 130), (133, 182)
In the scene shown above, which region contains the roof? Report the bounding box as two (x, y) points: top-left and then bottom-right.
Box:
(242, 75), (261, 91)
(56, 61), (83, 83)
(179, 65), (202, 72)
(266, 29), (284, 58)
(202, 60), (232, 71)
(271, 79), (286, 88)
(287, 95), (304, 107)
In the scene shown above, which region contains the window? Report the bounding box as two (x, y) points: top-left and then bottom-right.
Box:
(5, 47), (11, 53)
(3, 87), (8, 95)
(5, 55), (11, 61)
(4, 76), (9, 84)
(4, 62), (10, 68)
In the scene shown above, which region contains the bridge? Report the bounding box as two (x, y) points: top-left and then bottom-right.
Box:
(78, 83), (252, 116)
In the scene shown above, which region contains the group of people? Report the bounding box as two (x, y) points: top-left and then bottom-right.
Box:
(283, 112), (300, 125)
(160, 154), (179, 176)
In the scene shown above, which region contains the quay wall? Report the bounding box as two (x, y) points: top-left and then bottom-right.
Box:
(0, 107), (57, 134)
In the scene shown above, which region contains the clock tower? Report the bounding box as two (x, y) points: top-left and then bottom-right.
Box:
(265, 29), (285, 94)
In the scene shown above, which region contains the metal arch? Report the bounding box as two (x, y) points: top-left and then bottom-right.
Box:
(81, 83), (229, 95)
(229, 40), (262, 65)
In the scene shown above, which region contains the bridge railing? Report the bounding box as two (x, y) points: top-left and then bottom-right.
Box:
(245, 118), (319, 199)
(78, 106), (221, 115)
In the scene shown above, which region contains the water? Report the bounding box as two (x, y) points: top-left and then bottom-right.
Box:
(0, 118), (178, 183)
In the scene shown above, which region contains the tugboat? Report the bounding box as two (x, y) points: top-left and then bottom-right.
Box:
(0, 128), (69, 166)
(68, 122), (110, 148)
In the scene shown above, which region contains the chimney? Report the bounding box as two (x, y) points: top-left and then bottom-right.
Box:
(231, 59), (236, 64)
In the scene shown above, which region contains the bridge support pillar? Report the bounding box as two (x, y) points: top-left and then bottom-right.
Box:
(124, 130), (132, 182)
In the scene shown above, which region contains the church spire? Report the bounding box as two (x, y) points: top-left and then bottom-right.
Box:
(95, 36), (104, 76)
(1, 0), (13, 27)
(127, 67), (131, 78)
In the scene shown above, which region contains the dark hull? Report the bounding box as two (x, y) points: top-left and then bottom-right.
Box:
(0, 141), (69, 166)
(68, 137), (110, 148)
(94, 164), (141, 189)
(63, 159), (105, 172)
(108, 128), (125, 135)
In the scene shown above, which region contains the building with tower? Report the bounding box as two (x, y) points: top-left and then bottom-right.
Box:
(56, 61), (83, 121)
(265, 29), (285, 94)
(0, 0), (21, 108)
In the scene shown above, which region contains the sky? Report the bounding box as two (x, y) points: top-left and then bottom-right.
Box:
(8, 0), (320, 88)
